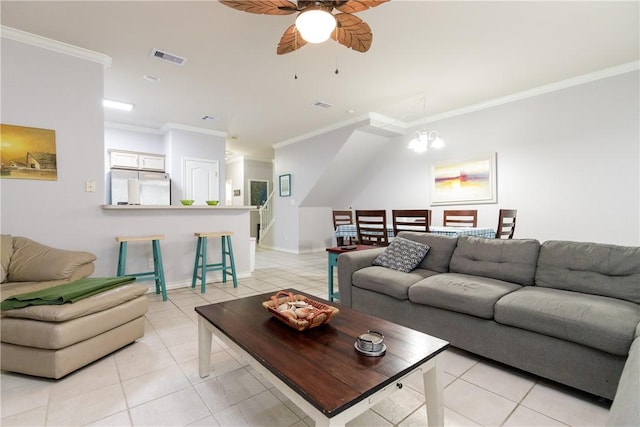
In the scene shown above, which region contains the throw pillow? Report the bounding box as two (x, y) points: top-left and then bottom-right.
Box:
(372, 237), (430, 273)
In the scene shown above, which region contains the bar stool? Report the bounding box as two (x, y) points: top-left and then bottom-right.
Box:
(192, 231), (238, 293)
(116, 234), (167, 301)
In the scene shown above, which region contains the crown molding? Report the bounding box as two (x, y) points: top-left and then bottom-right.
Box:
(414, 61), (640, 127)
(160, 122), (227, 137)
(1, 25), (111, 68)
(104, 122), (164, 135)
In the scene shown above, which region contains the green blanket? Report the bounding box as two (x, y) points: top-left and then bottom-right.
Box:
(0, 276), (137, 310)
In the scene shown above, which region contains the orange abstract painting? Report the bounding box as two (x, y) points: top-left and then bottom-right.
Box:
(431, 153), (496, 205)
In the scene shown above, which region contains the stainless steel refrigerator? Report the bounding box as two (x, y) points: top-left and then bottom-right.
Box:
(110, 169), (170, 205)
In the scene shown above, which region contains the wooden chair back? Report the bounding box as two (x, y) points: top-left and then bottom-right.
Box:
(392, 210), (432, 236)
(496, 209), (517, 239)
(332, 210), (353, 229)
(355, 210), (389, 246)
(443, 209), (478, 227)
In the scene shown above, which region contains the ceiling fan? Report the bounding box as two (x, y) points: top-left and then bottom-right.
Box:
(219, 0), (389, 55)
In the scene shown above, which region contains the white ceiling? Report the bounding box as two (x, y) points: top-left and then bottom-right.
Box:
(2, 1), (638, 161)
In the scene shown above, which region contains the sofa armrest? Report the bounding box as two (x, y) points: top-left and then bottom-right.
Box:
(607, 323), (640, 426)
(337, 247), (384, 307)
(6, 237), (96, 283)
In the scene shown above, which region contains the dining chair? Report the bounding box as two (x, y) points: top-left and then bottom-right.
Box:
(495, 209), (517, 239)
(392, 209), (432, 236)
(332, 210), (353, 228)
(443, 209), (478, 227)
(355, 210), (389, 246)
(332, 210), (355, 245)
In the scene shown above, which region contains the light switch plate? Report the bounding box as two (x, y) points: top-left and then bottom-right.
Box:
(85, 180), (96, 192)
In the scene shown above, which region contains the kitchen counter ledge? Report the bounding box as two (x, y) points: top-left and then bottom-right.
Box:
(102, 205), (257, 211)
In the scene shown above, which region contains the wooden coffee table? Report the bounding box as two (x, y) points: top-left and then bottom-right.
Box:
(196, 290), (448, 426)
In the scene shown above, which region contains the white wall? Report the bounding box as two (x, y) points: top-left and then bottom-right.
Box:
(105, 126), (165, 155)
(353, 71), (640, 245)
(268, 124), (363, 252)
(1, 34), (251, 291)
(274, 71), (640, 251)
(165, 127), (226, 203)
(225, 157), (244, 206)
(1, 37), (107, 251)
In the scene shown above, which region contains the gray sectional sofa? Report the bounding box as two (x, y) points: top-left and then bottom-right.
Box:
(337, 232), (640, 404)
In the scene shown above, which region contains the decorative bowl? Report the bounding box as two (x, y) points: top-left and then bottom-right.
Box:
(262, 291), (339, 331)
(180, 199), (194, 206)
(206, 200), (219, 206)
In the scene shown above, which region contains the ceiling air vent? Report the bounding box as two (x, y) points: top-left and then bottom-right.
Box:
(312, 100), (333, 109)
(150, 48), (187, 66)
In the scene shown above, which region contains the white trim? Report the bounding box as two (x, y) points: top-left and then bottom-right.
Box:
(225, 156), (244, 165)
(161, 122), (227, 137)
(104, 122), (164, 135)
(413, 61), (640, 127)
(272, 61), (639, 147)
(1, 25), (112, 68)
(273, 113), (397, 149)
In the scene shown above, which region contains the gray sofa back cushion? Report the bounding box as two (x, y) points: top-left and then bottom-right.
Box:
(535, 240), (640, 304)
(449, 236), (541, 285)
(396, 231), (458, 273)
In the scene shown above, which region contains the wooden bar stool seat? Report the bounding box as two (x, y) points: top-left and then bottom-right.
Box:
(192, 231), (238, 293)
(116, 234), (167, 301)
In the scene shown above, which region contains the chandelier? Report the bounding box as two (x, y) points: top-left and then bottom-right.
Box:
(408, 95), (445, 153)
(408, 130), (445, 153)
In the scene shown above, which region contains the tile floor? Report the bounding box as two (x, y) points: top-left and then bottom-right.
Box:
(1, 248), (611, 426)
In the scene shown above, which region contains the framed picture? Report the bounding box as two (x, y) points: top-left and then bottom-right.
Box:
(0, 124), (57, 181)
(431, 153), (497, 206)
(279, 174), (291, 197)
(249, 180), (269, 206)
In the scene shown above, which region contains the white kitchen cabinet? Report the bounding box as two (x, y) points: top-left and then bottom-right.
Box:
(139, 154), (165, 171)
(109, 151), (139, 169)
(109, 150), (165, 171)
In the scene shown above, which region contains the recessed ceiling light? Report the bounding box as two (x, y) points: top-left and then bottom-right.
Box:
(103, 99), (134, 111)
(201, 115), (217, 121)
(143, 74), (160, 82)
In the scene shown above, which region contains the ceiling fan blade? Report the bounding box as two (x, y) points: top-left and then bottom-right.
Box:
(331, 13), (372, 53)
(219, 0), (297, 15)
(277, 24), (308, 55)
(334, 0), (389, 14)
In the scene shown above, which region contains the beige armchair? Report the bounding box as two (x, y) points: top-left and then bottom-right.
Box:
(1, 235), (148, 379)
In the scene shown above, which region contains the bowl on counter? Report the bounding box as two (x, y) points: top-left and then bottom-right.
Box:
(180, 199), (195, 206)
(206, 200), (219, 206)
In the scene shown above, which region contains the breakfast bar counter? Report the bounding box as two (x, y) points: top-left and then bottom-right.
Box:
(102, 205), (257, 211)
(98, 205), (256, 292)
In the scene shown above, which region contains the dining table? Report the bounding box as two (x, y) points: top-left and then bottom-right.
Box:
(334, 224), (496, 240)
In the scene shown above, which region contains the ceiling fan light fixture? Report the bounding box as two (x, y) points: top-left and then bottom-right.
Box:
(295, 9), (336, 44)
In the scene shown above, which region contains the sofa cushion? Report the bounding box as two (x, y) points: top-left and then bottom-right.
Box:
(1, 296), (148, 349)
(396, 231), (458, 273)
(449, 236), (540, 285)
(353, 266), (438, 300)
(495, 287), (640, 356)
(408, 273), (521, 319)
(7, 237), (96, 282)
(535, 240), (640, 304)
(1, 234), (13, 283)
(372, 237), (430, 273)
(2, 283), (148, 322)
